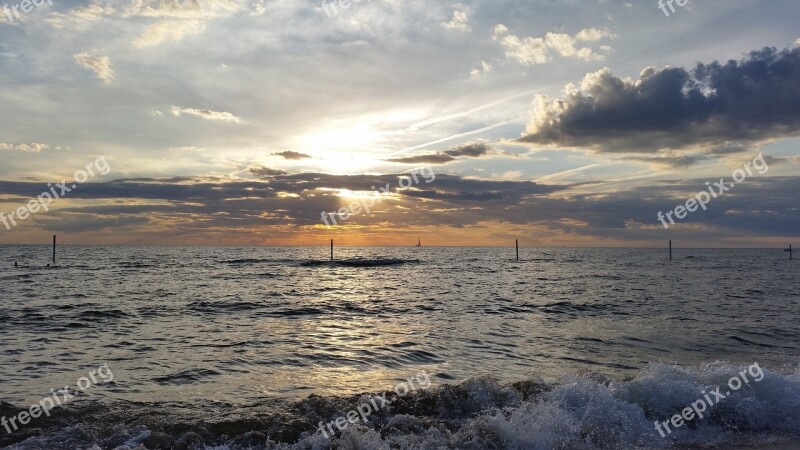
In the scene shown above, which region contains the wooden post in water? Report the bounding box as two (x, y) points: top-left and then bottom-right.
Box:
(789, 244), (793, 261)
(515, 239), (519, 261)
(669, 240), (672, 261)
(52, 235), (56, 265)
(330, 239), (334, 261)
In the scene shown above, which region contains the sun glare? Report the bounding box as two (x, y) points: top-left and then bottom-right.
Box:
(293, 124), (393, 173)
(298, 124), (383, 153)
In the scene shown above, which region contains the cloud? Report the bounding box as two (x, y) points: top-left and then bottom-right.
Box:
(520, 47), (800, 154)
(170, 106), (242, 123)
(575, 28), (616, 42)
(49, 0), (235, 28)
(626, 153), (712, 169)
(47, 3), (116, 28)
(0, 143), (49, 153)
(758, 154), (792, 166)
(445, 142), (491, 157)
(273, 151), (312, 160)
(0, 173), (796, 243)
(39, 215), (151, 233)
(492, 25), (614, 65)
(49, 0), (238, 44)
(73, 52), (115, 83)
(250, 0), (266, 16)
(386, 142), (491, 164)
(709, 143), (754, 155)
(492, 24), (549, 65)
(133, 19), (206, 47)
(0, 9), (18, 24)
(0, 172), (560, 213)
(386, 154), (457, 164)
(443, 9), (470, 32)
(123, 0), (240, 19)
(249, 165), (288, 177)
(470, 60), (493, 79)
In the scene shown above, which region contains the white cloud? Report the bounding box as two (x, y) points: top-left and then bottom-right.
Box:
(170, 106), (243, 123)
(47, 3), (116, 28)
(49, 0), (238, 47)
(545, 32), (578, 57)
(124, 0), (240, 48)
(48, 0), (237, 29)
(470, 60), (493, 79)
(133, 19), (205, 47)
(443, 9), (470, 32)
(492, 25), (613, 65)
(74, 52), (115, 83)
(249, 0), (266, 16)
(123, 0), (240, 19)
(0, 143), (49, 152)
(492, 25), (550, 65)
(575, 28), (616, 42)
(0, 10), (17, 24)
(494, 170), (523, 180)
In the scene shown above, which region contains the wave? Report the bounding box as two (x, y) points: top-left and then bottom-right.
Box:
(77, 309), (130, 320)
(186, 299), (268, 313)
(220, 258), (302, 265)
(220, 258), (275, 265)
(1, 362), (799, 449)
(301, 258), (418, 268)
(116, 262), (156, 269)
(151, 368), (222, 385)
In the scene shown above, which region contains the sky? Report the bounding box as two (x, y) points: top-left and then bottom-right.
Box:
(0, 0), (798, 246)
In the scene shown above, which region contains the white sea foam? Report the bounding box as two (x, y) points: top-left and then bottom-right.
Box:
(269, 362), (800, 449)
(9, 362), (798, 449)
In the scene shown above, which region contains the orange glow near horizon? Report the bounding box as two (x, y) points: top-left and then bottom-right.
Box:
(1, 221), (795, 249)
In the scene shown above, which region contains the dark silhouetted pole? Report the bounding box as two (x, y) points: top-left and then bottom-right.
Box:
(789, 244), (793, 260)
(669, 240), (672, 261)
(52, 235), (56, 264)
(515, 239), (519, 261)
(330, 239), (334, 261)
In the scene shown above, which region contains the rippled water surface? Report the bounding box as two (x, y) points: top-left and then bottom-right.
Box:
(0, 246), (798, 449)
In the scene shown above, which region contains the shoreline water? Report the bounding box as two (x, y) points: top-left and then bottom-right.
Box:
(1, 246), (797, 448)
(1, 362), (798, 449)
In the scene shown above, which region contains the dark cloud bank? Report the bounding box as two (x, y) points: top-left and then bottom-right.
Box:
(521, 47), (800, 153)
(0, 172), (797, 241)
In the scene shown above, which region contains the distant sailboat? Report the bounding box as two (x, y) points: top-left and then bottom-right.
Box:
(416, 239), (421, 247)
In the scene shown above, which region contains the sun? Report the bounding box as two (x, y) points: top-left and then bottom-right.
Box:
(293, 124), (390, 173)
(297, 123), (384, 153)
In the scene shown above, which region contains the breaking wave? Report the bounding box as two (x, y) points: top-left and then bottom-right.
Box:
(2, 362), (799, 449)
